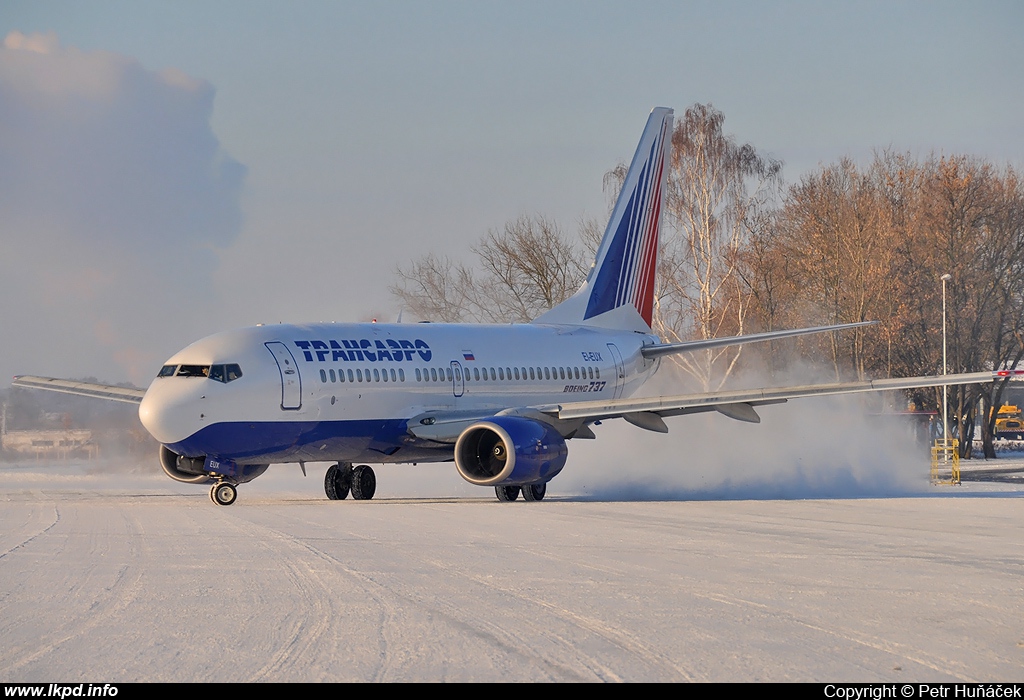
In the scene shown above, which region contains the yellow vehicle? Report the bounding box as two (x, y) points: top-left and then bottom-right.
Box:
(993, 404), (1024, 440)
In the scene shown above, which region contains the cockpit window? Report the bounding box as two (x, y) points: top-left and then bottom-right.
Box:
(162, 363), (242, 381)
(209, 364), (243, 383)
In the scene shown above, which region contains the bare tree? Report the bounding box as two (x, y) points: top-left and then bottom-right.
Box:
(658, 104), (782, 390)
(734, 208), (801, 376)
(772, 158), (902, 380)
(391, 215), (589, 323)
(390, 254), (480, 323)
(473, 215), (588, 322)
(747, 152), (1024, 457)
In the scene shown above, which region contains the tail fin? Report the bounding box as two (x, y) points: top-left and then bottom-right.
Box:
(532, 107), (673, 332)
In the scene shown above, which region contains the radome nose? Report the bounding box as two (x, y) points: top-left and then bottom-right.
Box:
(139, 382), (201, 444)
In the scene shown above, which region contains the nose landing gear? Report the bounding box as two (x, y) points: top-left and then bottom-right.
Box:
(210, 481), (237, 506)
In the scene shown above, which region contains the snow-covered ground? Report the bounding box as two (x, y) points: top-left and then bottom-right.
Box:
(2, 443), (1022, 682)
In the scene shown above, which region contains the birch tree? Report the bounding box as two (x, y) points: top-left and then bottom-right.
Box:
(658, 104), (782, 390)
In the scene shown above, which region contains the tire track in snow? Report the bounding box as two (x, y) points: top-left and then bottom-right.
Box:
(234, 507), (603, 682)
(203, 508), (388, 682)
(260, 506), (676, 681)
(397, 502), (698, 681)
(0, 506), (145, 678)
(0, 504), (60, 561)
(692, 590), (979, 680)
(420, 552), (694, 682)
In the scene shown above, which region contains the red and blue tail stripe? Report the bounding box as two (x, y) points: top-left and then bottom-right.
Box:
(584, 109), (671, 328)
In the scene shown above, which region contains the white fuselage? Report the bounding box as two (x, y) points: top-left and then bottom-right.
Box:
(139, 322), (660, 466)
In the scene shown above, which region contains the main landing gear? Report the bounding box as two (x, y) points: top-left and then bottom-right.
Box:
(495, 482), (546, 502)
(325, 463), (376, 501)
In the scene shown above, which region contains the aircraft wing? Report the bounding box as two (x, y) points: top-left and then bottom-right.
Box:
(540, 370), (1022, 432)
(11, 375), (146, 404)
(641, 321), (877, 359)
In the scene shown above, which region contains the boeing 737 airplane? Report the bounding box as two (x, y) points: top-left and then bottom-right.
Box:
(13, 108), (1018, 505)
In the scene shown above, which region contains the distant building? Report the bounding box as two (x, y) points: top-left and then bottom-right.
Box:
(1, 403), (98, 458)
(1, 428), (97, 458)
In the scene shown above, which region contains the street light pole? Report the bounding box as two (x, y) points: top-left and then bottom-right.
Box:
(941, 273), (952, 459)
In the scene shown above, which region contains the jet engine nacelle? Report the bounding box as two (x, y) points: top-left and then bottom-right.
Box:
(159, 444), (213, 484)
(454, 416), (568, 487)
(158, 445), (269, 485)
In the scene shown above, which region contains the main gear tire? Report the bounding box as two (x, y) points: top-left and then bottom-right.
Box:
(522, 483), (546, 501)
(495, 485), (520, 502)
(351, 465), (376, 500)
(325, 463), (352, 500)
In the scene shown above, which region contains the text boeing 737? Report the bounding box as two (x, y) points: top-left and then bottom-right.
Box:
(13, 108), (1017, 505)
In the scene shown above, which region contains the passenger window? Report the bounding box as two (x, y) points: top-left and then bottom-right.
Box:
(446, 368), (453, 381)
(544, 367), (550, 380)
(559, 367), (565, 380)
(595, 367), (600, 379)
(430, 368), (437, 382)
(330, 369), (336, 383)
(357, 369), (363, 382)
(474, 368), (480, 381)
(382, 369), (388, 382)
(513, 368), (520, 380)
(399, 369), (405, 382)
(347, 369), (354, 382)
(374, 369), (380, 382)
(320, 369), (327, 383)
(529, 367), (536, 380)
(416, 368), (422, 382)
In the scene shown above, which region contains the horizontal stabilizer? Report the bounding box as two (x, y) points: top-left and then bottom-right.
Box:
(11, 376), (146, 404)
(641, 321), (877, 360)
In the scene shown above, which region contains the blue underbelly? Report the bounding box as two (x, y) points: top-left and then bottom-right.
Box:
(165, 418), (453, 464)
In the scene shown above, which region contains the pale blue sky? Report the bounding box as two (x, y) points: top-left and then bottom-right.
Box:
(2, 1), (1022, 383)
